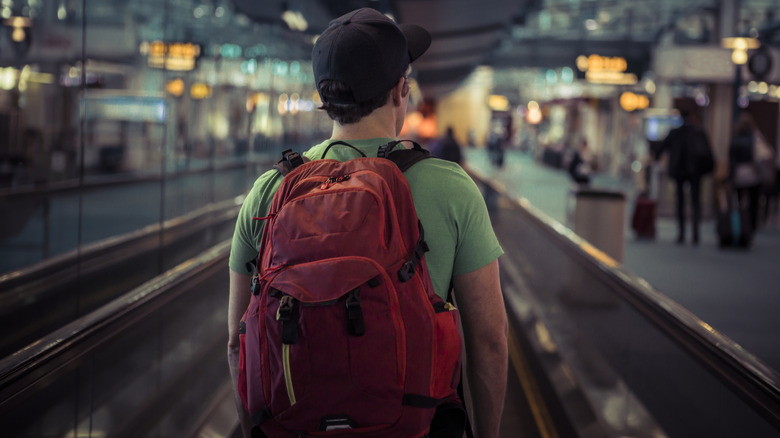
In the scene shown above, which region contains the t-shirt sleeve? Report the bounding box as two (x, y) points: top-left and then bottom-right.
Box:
(229, 169), (284, 274)
(451, 169), (504, 276)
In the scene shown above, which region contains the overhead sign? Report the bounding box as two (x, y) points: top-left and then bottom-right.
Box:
(83, 93), (167, 122)
(576, 54), (638, 85)
(654, 46), (734, 83)
(141, 41), (201, 71)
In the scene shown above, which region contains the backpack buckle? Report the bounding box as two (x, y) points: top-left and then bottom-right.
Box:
(250, 275), (261, 295)
(377, 141), (396, 158)
(274, 149), (308, 175)
(282, 149), (304, 168)
(398, 261), (415, 282)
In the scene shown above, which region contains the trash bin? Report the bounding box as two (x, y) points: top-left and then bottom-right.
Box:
(562, 188), (626, 307)
(572, 188), (626, 263)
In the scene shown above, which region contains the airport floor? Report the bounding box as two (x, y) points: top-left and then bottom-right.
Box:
(464, 147), (780, 373)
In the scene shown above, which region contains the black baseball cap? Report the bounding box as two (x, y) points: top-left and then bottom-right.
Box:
(312, 8), (431, 104)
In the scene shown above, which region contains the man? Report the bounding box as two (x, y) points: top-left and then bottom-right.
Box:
(437, 126), (463, 164)
(657, 109), (713, 244)
(227, 8), (507, 438)
(567, 139), (592, 185)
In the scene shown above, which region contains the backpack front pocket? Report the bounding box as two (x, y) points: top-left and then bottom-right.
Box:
(262, 258), (406, 430)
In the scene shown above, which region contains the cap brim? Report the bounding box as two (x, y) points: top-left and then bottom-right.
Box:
(399, 24), (431, 63)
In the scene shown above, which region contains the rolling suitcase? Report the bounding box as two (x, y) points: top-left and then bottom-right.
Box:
(716, 186), (752, 248)
(631, 194), (656, 239)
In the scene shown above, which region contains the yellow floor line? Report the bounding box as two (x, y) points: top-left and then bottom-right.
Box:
(507, 325), (559, 438)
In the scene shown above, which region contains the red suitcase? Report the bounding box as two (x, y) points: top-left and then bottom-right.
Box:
(631, 196), (657, 239)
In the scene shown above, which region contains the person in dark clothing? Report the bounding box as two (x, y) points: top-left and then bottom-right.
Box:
(437, 126), (463, 164)
(657, 110), (714, 245)
(568, 139), (591, 185)
(729, 113), (762, 233)
(487, 121), (506, 168)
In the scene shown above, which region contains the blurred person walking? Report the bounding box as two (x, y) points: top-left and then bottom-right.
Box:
(487, 121), (506, 169)
(567, 139), (592, 185)
(728, 112), (773, 233)
(435, 126), (463, 164)
(657, 110), (714, 245)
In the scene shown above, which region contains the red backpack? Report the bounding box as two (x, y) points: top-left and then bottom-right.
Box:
(238, 141), (465, 437)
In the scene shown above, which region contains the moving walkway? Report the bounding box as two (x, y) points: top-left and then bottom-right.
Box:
(0, 163), (778, 437)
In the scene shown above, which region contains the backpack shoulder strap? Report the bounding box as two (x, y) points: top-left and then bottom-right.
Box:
(273, 149), (310, 176)
(274, 141), (431, 176)
(382, 140), (431, 172)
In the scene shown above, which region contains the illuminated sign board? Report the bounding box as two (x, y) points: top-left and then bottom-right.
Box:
(576, 54), (639, 85)
(619, 91), (650, 112)
(83, 94), (167, 122)
(487, 94), (510, 111)
(141, 41), (201, 71)
(190, 83), (212, 99)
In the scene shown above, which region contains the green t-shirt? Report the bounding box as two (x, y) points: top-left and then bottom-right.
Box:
(229, 138), (503, 300)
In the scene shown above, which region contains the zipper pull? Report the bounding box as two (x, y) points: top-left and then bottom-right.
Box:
(320, 174), (351, 190)
(276, 295), (294, 320)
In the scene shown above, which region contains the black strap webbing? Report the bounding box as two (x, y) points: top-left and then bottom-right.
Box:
(402, 393), (448, 409)
(345, 288), (366, 336)
(384, 139), (431, 172)
(250, 408), (273, 438)
(398, 221), (429, 282)
(251, 408), (273, 426)
(279, 140), (431, 175)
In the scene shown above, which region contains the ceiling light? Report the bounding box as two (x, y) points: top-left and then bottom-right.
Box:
(4, 16), (31, 42)
(722, 37), (760, 65)
(282, 10), (307, 32)
(732, 49), (748, 65)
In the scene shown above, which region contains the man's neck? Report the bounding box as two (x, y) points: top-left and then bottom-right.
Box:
(330, 106), (398, 140)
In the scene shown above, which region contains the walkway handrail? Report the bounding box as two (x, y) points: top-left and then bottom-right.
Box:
(0, 240), (230, 397)
(465, 164), (780, 429)
(0, 160), (259, 200)
(0, 196), (240, 290)
(0, 195), (241, 358)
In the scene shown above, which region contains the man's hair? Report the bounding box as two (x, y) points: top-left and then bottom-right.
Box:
(318, 80), (391, 125)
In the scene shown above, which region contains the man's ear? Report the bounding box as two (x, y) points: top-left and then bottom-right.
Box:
(391, 77), (406, 106)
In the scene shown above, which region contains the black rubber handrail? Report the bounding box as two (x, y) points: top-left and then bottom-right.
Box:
(465, 164), (780, 430)
(0, 240), (230, 396)
(0, 195), (242, 358)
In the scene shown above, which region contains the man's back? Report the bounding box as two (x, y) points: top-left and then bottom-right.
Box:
(228, 138), (502, 300)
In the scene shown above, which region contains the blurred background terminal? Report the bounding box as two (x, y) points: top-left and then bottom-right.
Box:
(0, 1), (779, 437)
